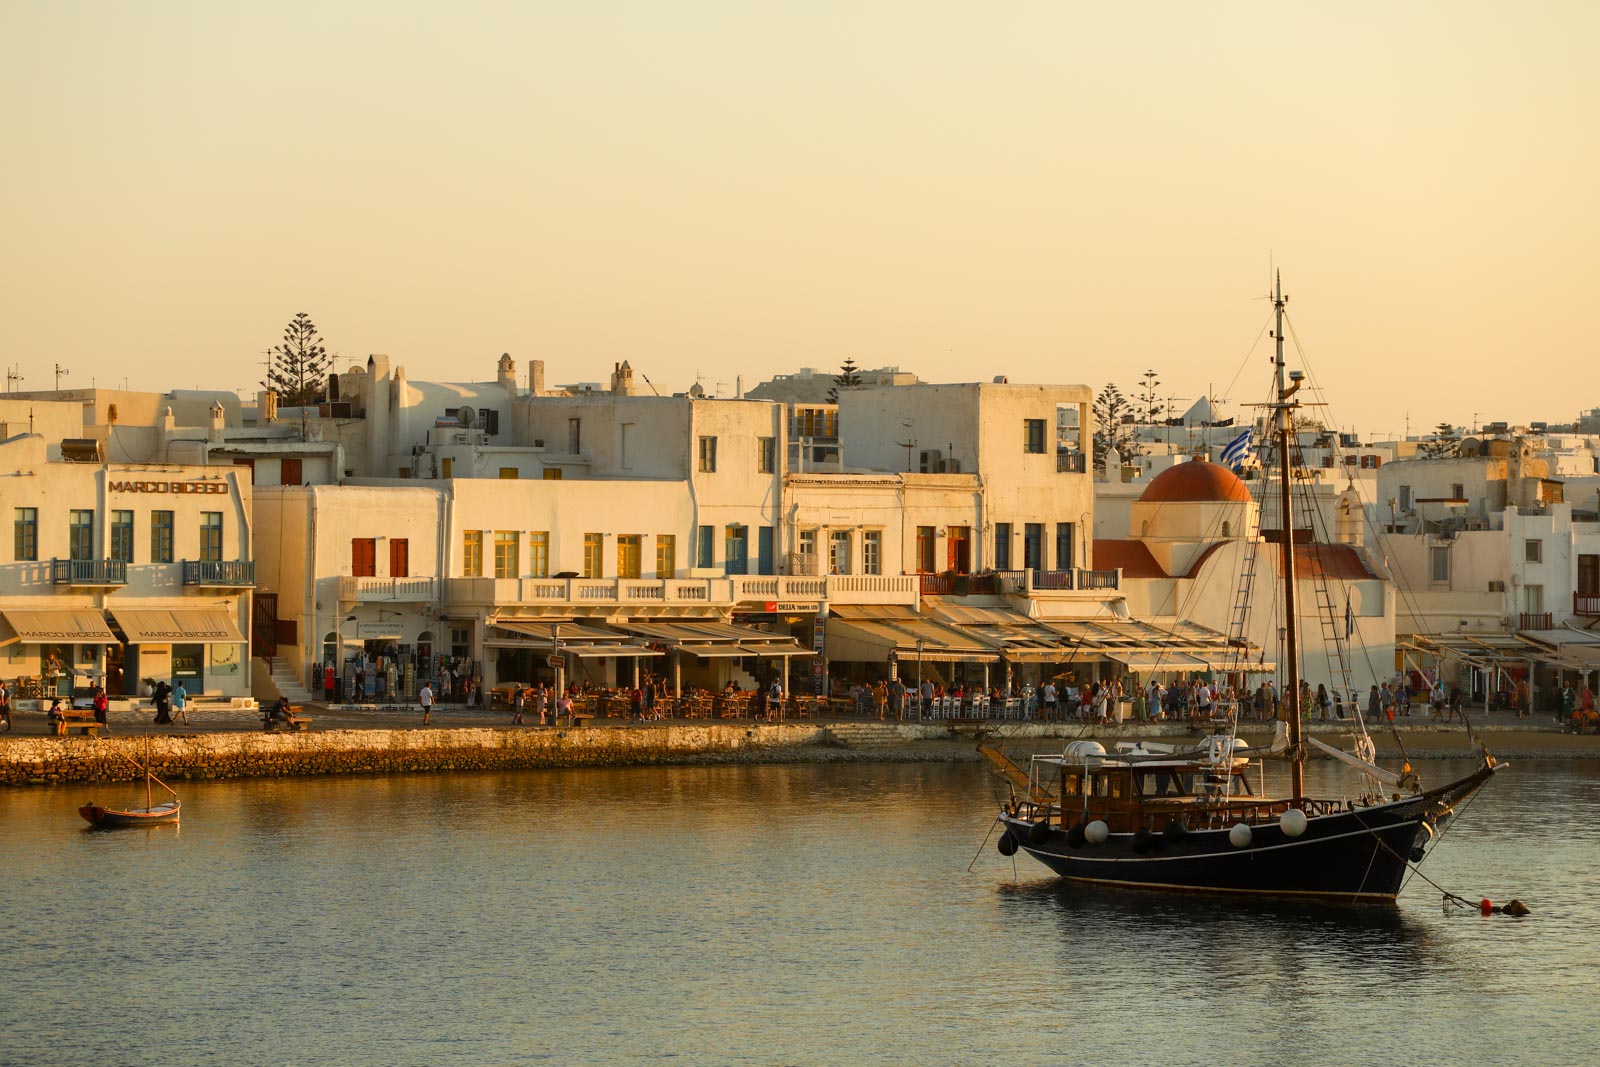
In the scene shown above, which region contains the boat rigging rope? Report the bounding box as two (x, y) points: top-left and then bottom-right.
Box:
(1351, 788), (1524, 913)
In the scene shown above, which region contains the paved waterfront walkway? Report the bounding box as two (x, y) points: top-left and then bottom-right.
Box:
(0, 699), (1583, 741)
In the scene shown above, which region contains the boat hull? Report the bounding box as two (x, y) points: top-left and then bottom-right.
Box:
(998, 763), (1498, 903)
(79, 801), (181, 828)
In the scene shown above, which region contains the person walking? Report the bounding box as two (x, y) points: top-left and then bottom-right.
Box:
(152, 680), (173, 724)
(92, 685), (112, 732)
(1315, 683), (1330, 722)
(873, 679), (888, 721)
(511, 685), (526, 725)
(1, 678), (13, 732)
(172, 680), (188, 725)
(888, 677), (905, 720)
(420, 681), (434, 726)
(1042, 681), (1058, 721)
(324, 663), (336, 703)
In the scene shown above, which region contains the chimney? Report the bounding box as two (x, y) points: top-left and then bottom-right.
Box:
(207, 400), (226, 444)
(498, 353), (517, 394)
(262, 390), (279, 423)
(528, 359), (545, 396)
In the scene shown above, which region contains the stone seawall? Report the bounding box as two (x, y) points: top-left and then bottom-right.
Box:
(0, 724), (849, 786)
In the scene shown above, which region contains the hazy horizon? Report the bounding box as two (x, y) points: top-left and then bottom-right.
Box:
(3, 1), (1594, 440)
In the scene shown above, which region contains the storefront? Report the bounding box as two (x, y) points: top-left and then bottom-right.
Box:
(0, 606), (119, 701)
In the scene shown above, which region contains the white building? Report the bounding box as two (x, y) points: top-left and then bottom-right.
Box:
(0, 431), (254, 703)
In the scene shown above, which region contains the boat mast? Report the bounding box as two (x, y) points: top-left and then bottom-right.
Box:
(1272, 273), (1306, 799)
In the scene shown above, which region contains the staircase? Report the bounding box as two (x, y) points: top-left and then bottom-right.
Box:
(825, 722), (912, 748)
(253, 657), (320, 706)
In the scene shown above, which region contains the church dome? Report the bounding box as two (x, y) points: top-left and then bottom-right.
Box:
(1138, 459), (1252, 504)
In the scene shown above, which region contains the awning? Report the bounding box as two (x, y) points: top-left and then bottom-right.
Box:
(488, 620), (661, 659)
(109, 608), (245, 644)
(609, 620), (815, 659)
(0, 608), (117, 644)
(922, 597), (1073, 662)
(825, 606), (1000, 663)
(1038, 617), (1270, 674)
(1405, 628), (1600, 673)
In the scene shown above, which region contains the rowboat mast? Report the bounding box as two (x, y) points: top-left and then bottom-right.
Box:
(1271, 273), (1306, 799)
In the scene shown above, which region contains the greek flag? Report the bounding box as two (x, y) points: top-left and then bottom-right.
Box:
(1219, 429), (1254, 471)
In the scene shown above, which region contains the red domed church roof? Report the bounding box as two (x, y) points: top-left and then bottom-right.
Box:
(1138, 459), (1253, 504)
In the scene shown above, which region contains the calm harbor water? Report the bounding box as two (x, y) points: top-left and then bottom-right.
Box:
(3, 757), (1597, 1066)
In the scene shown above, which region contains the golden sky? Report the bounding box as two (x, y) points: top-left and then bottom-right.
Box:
(2, 1), (1594, 437)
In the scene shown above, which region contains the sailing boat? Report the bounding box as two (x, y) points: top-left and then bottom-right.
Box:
(987, 277), (1503, 902)
(79, 739), (181, 828)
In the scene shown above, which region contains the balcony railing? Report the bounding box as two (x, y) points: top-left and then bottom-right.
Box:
(51, 558), (127, 586)
(182, 559), (256, 587)
(731, 576), (830, 604)
(825, 574), (918, 605)
(1031, 568), (1121, 592)
(1518, 612), (1553, 631)
(1575, 594), (1600, 617)
(1056, 451), (1088, 473)
(340, 575), (441, 602)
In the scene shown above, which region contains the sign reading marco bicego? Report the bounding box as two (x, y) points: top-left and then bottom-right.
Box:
(109, 480), (230, 494)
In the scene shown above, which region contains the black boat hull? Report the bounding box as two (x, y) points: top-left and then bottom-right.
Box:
(998, 763), (1499, 903)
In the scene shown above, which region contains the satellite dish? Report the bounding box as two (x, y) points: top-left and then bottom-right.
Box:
(457, 406), (475, 427)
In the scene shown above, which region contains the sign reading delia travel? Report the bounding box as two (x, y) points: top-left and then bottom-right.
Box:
(109, 479), (230, 494)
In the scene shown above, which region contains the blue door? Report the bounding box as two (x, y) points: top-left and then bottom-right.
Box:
(725, 526), (749, 575)
(757, 526), (774, 575)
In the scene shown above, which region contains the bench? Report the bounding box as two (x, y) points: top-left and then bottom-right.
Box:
(556, 713), (593, 729)
(54, 712), (102, 737)
(262, 707), (313, 733)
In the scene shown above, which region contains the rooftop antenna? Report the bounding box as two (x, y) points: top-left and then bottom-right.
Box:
(639, 371), (661, 397)
(54, 363), (69, 391)
(4, 365), (21, 393)
(896, 418), (917, 471)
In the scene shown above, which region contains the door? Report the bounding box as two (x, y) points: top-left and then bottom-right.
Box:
(1056, 522), (1076, 570)
(757, 526), (774, 575)
(724, 526), (748, 575)
(390, 538), (409, 578)
(1023, 524), (1044, 571)
(946, 526), (971, 573)
(1579, 554), (1600, 615)
(280, 457), (303, 485)
(253, 592), (278, 659)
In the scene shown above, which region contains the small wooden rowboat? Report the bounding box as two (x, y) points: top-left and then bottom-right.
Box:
(80, 739), (181, 829)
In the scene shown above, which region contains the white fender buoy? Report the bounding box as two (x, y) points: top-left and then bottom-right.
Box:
(1280, 809), (1308, 838)
(1085, 820), (1109, 845)
(1229, 822), (1253, 848)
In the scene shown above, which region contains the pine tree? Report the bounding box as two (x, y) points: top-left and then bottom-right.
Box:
(1092, 383), (1141, 471)
(825, 357), (863, 404)
(1135, 369), (1165, 423)
(263, 312), (332, 408)
(1418, 422), (1461, 459)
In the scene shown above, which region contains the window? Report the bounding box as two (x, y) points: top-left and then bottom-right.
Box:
(543, 468), (563, 480)
(759, 436), (776, 474)
(915, 526), (936, 573)
(829, 530), (852, 575)
(1430, 545), (1451, 584)
(462, 531), (483, 577)
(352, 537), (377, 577)
(698, 436), (718, 473)
(110, 510), (133, 563)
(697, 525), (714, 568)
(946, 526), (970, 572)
(1451, 483), (1465, 499)
(494, 532), (519, 578)
(499, 467), (519, 479)
(529, 532), (549, 578)
(1024, 419), (1047, 454)
(725, 525), (749, 575)
(1055, 522), (1075, 570)
(993, 523), (1011, 571)
(69, 510), (94, 561)
(1524, 539), (1543, 563)
(200, 512), (223, 562)
(798, 529), (818, 573)
(1399, 485), (1412, 511)
(1024, 523), (1044, 571)
(14, 508), (38, 562)
(583, 533), (604, 578)
(441, 457), (453, 479)
(863, 530), (882, 575)
(620, 423), (633, 470)
(390, 538), (409, 578)
(656, 534), (676, 578)
(1523, 584), (1545, 614)
(568, 418), (582, 454)
(150, 511), (173, 563)
(617, 534), (642, 579)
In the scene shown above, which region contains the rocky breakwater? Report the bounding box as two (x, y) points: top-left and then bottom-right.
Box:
(0, 723), (832, 786)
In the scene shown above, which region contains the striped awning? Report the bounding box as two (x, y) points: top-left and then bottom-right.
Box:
(0, 607), (117, 644)
(110, 608), (245, 644)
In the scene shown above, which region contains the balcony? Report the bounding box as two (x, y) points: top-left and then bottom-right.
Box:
(1575, 594), (1600, 617)
(51, 558), (127, 587)
(444, 576), (729, 610)
(1056, 451), (1088, 473)
(340, 575), (441, 602)
(182, 560), (256, 588)
(1030, 568), (1121, 593)
(1518, 612), (1553, 632)
(730, 575), (830, 605)
(825, 574), (918, 606)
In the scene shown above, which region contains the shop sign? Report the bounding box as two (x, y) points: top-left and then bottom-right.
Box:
(109, 479), (230, 495)
(357, 623), (403, 639)
(765, 602), (820, 613)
